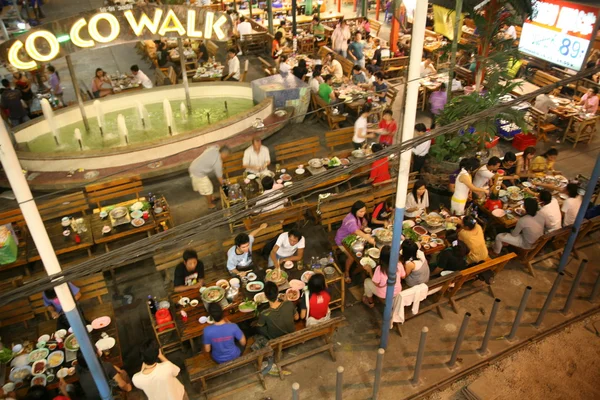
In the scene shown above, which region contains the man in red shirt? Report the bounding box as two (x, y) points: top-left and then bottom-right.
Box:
(378, 109), (397, 146)
(369, 143), (391, 184)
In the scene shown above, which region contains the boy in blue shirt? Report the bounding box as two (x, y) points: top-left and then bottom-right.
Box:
(203, 303), (247, 364)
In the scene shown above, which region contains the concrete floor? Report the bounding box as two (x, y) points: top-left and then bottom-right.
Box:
(3, 3), (600, 400)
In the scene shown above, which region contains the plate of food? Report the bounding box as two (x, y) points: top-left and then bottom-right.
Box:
(130, 210), (143, 219)
(367, 248), (380, 259)
(131, 218), (145, 227)
(498, 190), (508, 197)
(507, 186), (520, 194)
(509, 192), (524, 201)
(283, 260), (294, 269)
(295, 168), (305, 175)
(424, 213), (444, 227)
(91, 316), (111, 330)
(239, 300), (257, 313)
(95, 337), (116, 351)
(30, 374), (46, 387)
(216, 279), (230, 290)
(301, 271), (315, 283)
(64, 334), (79, 352)
(9, 365), (31, 382)
(27, 348), (49, 363)
(254, 292), (268, 304)
(246, 272), (257, 281)
(129, 201), (144, 211)
(375, 228), (393, 242)
(246, 281), (264, 292)
(402, 220), (415, 228)
(289, 279), (306, 290)
(514, 207), (526, 216)
(56, 368), (69, 379)
(308, 158), (323, 168)
(281, 174), (292, 182)
(266, 269), (288, 285)
(109, 207), (128, 219)
(413, 226), (428, 236)
(340, 158), (350, 166)
(492, 209), (506, 218)
(46, 351), (64, 368)
(286, 288), (300, 301)
(201, 286), (225, 303)
(31, 359), (46, 375)
(360, 257), (377, 269)
(351, 149), (366, 158)
(521, 181), (533, 188)
(274, 109), (287, 117)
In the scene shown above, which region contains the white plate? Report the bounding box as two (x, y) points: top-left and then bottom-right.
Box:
(521, 181), (533, 188)
(283, 182), (292, 187)
(95, 337), (116, 351)
(130, 201), (144, 211)
(254, 292), (269, 303)
(38, 334), (50, 343)
(283, 260), (294, 269)
(247, 174), (256, 180)
(492, 209), (506, 218)
(130, 210), (143, 219)
(131, 218), (145, 227)
(559, 193), (568, 199)
(295, 168), (305, 175)
(246, 281), (264, 292)
(402, 220), (415, 228)
(301, 271), (315, 283)
(289, 279), (306, 290)
(246, 272), (257, 281)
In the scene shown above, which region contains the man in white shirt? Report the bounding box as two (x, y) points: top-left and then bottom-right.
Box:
(534, 93), (558, 123)
(223, 48), (240, 81)
(130, 64), (153, 89)
(243, 137), (271, 174)
(473, 156), (501, 188)
(537, 190), (562, 232)
(269, 229), (305, 268)
(562, 183), (582, 226)
(255, 176), (288, 213)
(237, 16), (252, 40)
(451, 77), (463, 91)
(412, 123), (430, 172)
(279, 55), (291, 75)
(419, 56), (436, 78)
(132, 342), (187, 400)
(309, 69), (322, 93)
(502, 23), (517, 40)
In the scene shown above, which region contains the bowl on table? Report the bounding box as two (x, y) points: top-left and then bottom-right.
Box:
(492, 209), (506, 218)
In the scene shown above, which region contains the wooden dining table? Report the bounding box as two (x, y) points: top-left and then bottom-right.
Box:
(26, 216), (94, 262)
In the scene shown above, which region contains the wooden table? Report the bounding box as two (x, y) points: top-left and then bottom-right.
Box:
(90, 203), (156, 252)
(168, 262), (345, 352)
(26, 216), (94, 262)
(6, 303), (123, 398)
(508, 79), (540, 96)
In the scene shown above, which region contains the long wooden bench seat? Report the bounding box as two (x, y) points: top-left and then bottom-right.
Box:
(319, 189), (374, 232)
(325, 127), (354, 152)
(85, 175), (144, 209)
(274, 136), (322, 169)
(185, 343), (272, 398)
(514, 225), (577, 277)
(575, 215), (600, 252)
(529, 70), (561, 89)
(312, 92), (347, 130)
(243, 203), (307, 231)
(447, 253), (517, 313)
(73, 274), (110, 304)
(269, 316), (346, 380)
(0, 298), (35, 328)
(222, 151), (245, 179)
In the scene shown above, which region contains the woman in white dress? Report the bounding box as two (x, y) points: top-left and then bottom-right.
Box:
(451, 157), (489, 215)
(405, 179), (429, 218)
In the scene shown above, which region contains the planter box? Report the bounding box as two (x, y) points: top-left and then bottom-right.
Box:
(512, 133), (537, 151)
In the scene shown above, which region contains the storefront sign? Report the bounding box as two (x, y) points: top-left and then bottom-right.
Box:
(0, 5), (233, 70)
(518, 0), (599, 71)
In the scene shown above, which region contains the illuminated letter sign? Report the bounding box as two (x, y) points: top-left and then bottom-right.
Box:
(124, 9), (163, 36)
(88, 13), (120, 43)
(158, 9), (186, 36)
(186, 10), (203, 38)
(8, 41), (36, 70)
(70, 18), (94, 48)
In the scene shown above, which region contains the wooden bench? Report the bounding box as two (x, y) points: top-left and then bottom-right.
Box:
(369, 19), (382, 36)
(312, 92), (347, 130)
(205, 40), (219, 58)
(73, 274), (110, 304)
(37, 191), (89, 221)
(223, 151), (245, 179)
(528, 106), (558, 142)
(269, 316), (346, 380)
(381, 56), (408, 78)
(28, 292), (50, 320)
(241, 32), (270, 55)
(515, 226), (574, 277)
(319, 189), (374, 232)
(0, 208), (28, 273)
(185, 344), (272, 398)
(274, 136), (321, 169)
(529, 70), (561, 88)
(447, 253), (517, 313)
(243, 203), (307, 231)
(325, 127), (354, 152)
(85, 175), (144, 209)
(371, 176), (418, 207)
(0, 298), (35, 328)
(575, 216), (600, 252)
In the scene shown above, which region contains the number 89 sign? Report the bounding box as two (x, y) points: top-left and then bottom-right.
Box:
(518, 0), (599, 71)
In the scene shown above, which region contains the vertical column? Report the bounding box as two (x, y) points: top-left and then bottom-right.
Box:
(66, 55), (90, 132)
(177, 38), (192, 113)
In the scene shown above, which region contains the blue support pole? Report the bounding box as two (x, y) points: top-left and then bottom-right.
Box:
(558, 153), (600, 272)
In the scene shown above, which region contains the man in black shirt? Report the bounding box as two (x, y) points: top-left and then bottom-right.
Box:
(1, 79), (29, 127)
(197, 40), (209, 63)
(173, 249), (204, 292)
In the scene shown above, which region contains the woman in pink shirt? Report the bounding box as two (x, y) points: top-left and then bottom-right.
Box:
(362, 246), (405, 308)
(579, 87), (599, 114)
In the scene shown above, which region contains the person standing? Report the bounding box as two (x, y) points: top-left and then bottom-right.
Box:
(451, 157), (489, 215)
(188, 145), (230, 209)
(411, 123), (430, 173)
(378, 109), (397, 146)
(331, 19), (351, 57)
(132, 342), (187, 400)
(242, 137), (271, 175)
(348, 32), (366, 68)
(1, 79), (29, 127)
(473, 156), (501, 189)
(203, 303), (246, 363)
(130, 65), (153, 89)
(173, 250), (204, 293)
(429, 83), (447, 128)
(76, 349), (132, 400)
(236, 16), (252, 54)
(352, 103), (376, 149)
(13, 72), (33, 107)
(223, 48), (241, 81)
(47, 65), (64, 106)
(369, 143), (391, 184)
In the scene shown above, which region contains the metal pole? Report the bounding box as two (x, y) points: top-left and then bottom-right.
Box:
(380, 0), (428, 350)
(335, 366), (344, 400)
(446, 0), (463, 100)
(248, 0), (253, 19)
(177, 38), (192, 113)
(558, 154), (600, 272)
(590, 269), (600, 302)
(65, 55), (90, 132)
(411, 327), (428, 386)
(375, 0), (380, 21)
(292, 382), (300, 400)
(292, 0), (298, 36)
(372, 348), (385, 400)
(447, 312), (471, 368)
(477, 298), (501, 356)
(562, 259), (588, 315)
(534, 272), (565, 328)
(362, 0), (368, 18)
(0, 124), (112, 400)
(267, 0), (274, 34)
(506, 286), (532, 341)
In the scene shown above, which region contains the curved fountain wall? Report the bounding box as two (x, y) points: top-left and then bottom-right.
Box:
(14, 82), (273, 172)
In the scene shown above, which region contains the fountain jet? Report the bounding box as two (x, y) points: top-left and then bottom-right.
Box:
(163, 99), (174, 135)
(93, 100), (105, 137)
(74, 129), (83, 151)
(180, 102), (187, 122)
(117, 114), (129, 145)
(136, 101), (148, 129)
(41, 98), (60, 146)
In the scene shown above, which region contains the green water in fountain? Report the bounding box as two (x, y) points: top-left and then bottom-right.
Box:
(27, 98), (254, 153)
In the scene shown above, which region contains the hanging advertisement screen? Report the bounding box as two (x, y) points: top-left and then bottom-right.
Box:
(518, 0), (599, 71)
